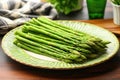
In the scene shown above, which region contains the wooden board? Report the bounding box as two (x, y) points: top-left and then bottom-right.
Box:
(75, 19), (120, 36)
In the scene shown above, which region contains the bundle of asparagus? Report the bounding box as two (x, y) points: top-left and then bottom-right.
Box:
(13, 16), (110, 63)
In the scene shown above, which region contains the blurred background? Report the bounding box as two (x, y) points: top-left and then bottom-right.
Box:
(56, 0), (113, 20)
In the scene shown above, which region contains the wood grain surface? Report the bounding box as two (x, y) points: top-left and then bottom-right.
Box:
(0, 1), (120, 80)
(81, 19), (120, 35)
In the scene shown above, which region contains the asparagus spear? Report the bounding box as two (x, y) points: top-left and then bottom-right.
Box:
(27, 32), (92, 49)
(14, 40), (86, 63)
(27, 17), (108, 47)
(13, 16), (110, 63)
(15, 30), (94, 54)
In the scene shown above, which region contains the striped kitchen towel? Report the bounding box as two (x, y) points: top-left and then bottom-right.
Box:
(0, 0), (58, 35)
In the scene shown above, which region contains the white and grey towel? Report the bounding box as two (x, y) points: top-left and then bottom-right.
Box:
(0, 0), (58, 34)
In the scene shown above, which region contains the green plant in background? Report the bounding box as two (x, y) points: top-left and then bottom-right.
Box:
(47, 0), (82, 15)
(111, 0), (120, 5)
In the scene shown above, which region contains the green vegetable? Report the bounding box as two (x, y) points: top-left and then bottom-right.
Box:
(47, 0), (83, 14)
(111, 0), (120, 5)
(14, 16), (110, 63)
(14, 40), (86, 63)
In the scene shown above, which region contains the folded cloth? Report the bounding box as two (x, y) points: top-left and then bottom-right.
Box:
(0, 0), (58, 35)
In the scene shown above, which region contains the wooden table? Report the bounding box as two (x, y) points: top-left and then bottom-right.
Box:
(0, 19), (120, 80)
(1, 1), (120, 80)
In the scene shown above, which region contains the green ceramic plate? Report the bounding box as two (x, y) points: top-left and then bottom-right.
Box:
(1, 21), (119, 70)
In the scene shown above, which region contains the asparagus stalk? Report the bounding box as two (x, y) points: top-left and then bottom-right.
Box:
(30, 18), (85, 41)
(14, 39), (87, 63)
(13, 16), (110, 63)
(25, 22), (102, 51)
(27, 17), (107, 48)
(15, 30), (95, 54)
(37, 16), (92, 37)
(15, 30), (102, 58)
(25, 20), (80, 43)
(22, 25), (77, 44)
(36, 17), (108, 47)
